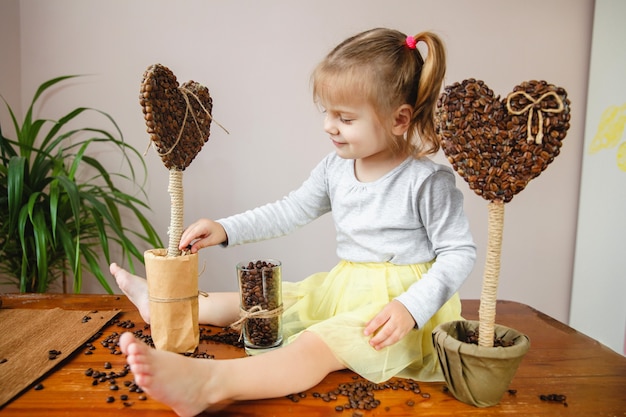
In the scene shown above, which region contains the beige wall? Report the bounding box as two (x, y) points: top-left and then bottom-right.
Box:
(0, 0), (20, 126)
(0, 0), (594, 325)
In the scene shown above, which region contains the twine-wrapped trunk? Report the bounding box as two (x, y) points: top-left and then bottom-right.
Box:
(167, 169), (183, 257)
(478, 200), (504, 347)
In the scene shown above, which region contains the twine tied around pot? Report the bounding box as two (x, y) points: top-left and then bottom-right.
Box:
(506, 90), (565, 144)
(229, 304), (284, 341)
(148, 290), (209, 303)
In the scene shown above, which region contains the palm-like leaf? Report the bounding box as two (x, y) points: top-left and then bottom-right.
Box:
(0, 75), (162, 293)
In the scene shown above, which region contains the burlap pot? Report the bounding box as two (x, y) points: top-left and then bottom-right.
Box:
(432, 320), (530, 407)
(145, 249), (199, 353)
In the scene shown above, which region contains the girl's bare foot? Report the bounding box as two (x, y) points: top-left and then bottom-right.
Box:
(119, 332), (221, 416)
(110, 263), (151, 323)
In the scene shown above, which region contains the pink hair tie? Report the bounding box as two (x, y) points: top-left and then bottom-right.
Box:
(405, 36), (417, 49)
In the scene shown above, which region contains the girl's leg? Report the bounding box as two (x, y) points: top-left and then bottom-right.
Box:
(120, 330), (345, 417)
(110, 263), (240, 327)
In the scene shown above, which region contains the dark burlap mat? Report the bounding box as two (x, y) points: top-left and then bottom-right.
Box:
(0, 308), (119, 407)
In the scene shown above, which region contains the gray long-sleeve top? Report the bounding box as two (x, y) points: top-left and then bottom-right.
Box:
(218, 152), (476, 328)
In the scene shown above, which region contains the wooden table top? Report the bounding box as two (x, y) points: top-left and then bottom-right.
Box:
(1, 294), (624, 416)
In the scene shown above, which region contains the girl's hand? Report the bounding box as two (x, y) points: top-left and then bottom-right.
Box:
(364, 300), (416, 350)
(178, 219), (227, 253)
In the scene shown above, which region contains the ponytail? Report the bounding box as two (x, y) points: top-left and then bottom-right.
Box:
(410, 31), (446, 157)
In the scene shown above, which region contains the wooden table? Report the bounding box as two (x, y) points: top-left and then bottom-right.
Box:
(1, 294), (624, 416)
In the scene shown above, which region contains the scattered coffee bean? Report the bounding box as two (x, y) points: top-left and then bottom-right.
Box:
(0, 358), (8, 364)
(116, 319), (135, 329)
(104, 362), (112, 369)
(106, 396), (115, 403)
(540, 393), (567, 406)
(299, 377), (423, 411)
(34, 383), (44, 391)
(48, 349), (61, 360)
(200, 327), (244, 348)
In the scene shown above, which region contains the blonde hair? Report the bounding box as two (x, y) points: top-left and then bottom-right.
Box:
(312, 28), (446, 158)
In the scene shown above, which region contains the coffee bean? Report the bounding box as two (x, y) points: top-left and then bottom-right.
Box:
(106, 396), (115, 403)
(48, 349), (61, 360)
(238, 260), (282, 348)
(301, 376), (425, 411)
(140, 64), (213, 171)
(462, 328), (515, 347)
(437, 79), (570, 203)
(34, 383), (44, 391)
(540, 393), (567, 404)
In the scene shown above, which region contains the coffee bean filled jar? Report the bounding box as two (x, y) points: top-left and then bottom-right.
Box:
(236, 260), (283, 355)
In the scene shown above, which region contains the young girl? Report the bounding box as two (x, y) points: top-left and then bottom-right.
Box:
(111, 27), (476, 416)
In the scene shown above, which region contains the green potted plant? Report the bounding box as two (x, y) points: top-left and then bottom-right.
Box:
(0, 75), (162, 293)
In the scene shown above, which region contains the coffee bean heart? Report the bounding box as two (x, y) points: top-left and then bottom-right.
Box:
(140, 64), (212, 170)
(436, 79), (571, 203)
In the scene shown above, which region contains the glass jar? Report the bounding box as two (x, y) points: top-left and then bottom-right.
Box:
(236, 259), (283, 355)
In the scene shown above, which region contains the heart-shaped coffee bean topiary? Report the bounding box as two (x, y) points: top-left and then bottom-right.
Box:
(436, 79), (571, 203)
(140, 63), (213, 171)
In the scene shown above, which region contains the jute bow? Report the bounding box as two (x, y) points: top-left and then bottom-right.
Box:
(229, 305), (284, 341)
(506, 91), (565, 144)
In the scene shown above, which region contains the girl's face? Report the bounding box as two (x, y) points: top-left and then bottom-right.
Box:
(321, 100), (392, 163)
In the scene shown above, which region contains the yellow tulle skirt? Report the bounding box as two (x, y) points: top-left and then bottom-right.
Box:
(281, 260), (462, 383)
